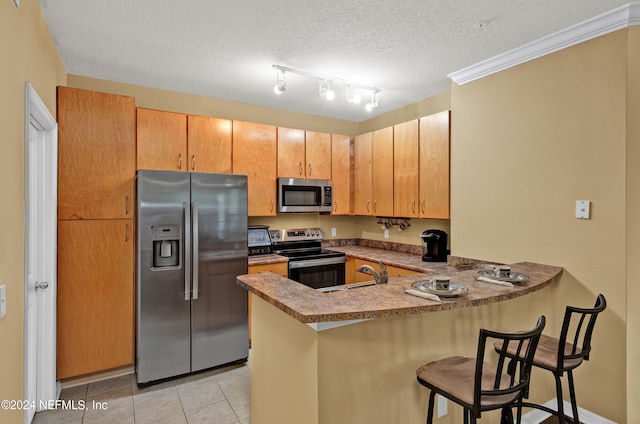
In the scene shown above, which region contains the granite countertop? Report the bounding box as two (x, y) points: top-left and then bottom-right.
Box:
(237, 259), (563, 324)
(248, 254), (288, 266)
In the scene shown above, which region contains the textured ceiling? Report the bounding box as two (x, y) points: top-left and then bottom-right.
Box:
(40, 0), (632, 122)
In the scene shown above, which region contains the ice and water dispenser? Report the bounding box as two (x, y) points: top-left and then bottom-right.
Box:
(151, 225), (181, 269)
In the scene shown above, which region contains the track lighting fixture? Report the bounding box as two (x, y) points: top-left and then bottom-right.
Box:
(274, 69), (287, 94)
(272, 64), (381, 111)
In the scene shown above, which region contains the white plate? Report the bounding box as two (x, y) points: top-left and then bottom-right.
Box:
(477, 270), (529, 283)
(411, 281), (469, 297)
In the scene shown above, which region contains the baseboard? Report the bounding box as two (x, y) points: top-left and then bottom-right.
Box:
(59, 365), (135, 389)
(520, 399), (617, 424)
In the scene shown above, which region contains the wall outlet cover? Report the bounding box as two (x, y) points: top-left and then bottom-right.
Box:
(0, 285), (6, 318)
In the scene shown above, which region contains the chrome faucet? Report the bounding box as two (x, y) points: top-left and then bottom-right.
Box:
(356, 260), (388, 284)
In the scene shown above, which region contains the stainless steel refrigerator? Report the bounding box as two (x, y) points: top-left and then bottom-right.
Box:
(136, 170), (248, 384)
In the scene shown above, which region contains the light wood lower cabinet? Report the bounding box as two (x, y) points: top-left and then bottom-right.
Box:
(57, 219), (134, 380)
(352, 258), (419, 283)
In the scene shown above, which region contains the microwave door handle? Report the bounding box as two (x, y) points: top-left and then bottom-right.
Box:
(184, 202), (191, 301)
(192, 202), (199, 300)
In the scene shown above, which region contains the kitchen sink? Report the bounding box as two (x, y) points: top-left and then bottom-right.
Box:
(316, 281), (377, 293)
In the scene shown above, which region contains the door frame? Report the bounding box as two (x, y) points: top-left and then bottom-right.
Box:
(23, 82), (59, 422)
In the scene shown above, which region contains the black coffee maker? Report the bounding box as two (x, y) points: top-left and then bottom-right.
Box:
(421, 229), (449, 262)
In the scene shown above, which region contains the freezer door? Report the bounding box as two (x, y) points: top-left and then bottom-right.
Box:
(136, 170), (192, 383)
(190, 173), (249, 371)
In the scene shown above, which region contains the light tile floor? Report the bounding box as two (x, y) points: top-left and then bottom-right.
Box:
(33, 363), (251, 424)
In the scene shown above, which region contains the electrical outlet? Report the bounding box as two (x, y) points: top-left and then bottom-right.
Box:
(437, 394), (448, 417)
(0, 285), (6, 318)
(384, 229), (389, 239)
(331, 228), (336, 237)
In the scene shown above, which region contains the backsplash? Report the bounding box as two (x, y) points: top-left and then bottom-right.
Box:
(323, 238), (422, 255)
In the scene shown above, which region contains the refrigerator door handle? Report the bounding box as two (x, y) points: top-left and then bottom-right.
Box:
(192, 201), (199, 300)
(184, 202), (191, 301)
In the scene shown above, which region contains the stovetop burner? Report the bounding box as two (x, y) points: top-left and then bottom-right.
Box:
(268, 227), (345, 261)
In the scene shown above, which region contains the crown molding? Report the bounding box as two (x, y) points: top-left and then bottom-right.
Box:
(448, 2), (640, 85)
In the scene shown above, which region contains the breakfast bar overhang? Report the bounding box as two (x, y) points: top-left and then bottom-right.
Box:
(237, 260), (563, 424)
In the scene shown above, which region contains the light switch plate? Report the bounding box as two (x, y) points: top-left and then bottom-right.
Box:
(576, 200), (590, 219)
(331, 228), (337, 237)
(0, 285), (6, 318)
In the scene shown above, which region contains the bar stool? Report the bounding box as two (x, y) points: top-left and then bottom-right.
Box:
(494, 294), (606, 424)
(416, 316), (546, 424)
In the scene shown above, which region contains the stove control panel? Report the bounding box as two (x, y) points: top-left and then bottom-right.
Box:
(269, 228), (324, 243)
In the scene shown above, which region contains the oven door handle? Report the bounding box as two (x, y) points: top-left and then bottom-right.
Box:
(289, 257), (346, 269)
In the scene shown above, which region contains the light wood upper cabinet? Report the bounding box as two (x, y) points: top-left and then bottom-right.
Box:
(233, 121), (277, 216)
(57, 219), (134, 379)
(331, 134), (352, 215)
(187, 115), (232, 173)
(277, 128), (331, 179)
(419, 111), (451, 219)
(137, 108), (187, 171)
(277, 127), (306, 178)
(57, 87), (136, 220)
(305, 131), (331, 179)
(393, 119), (419, 218)
(353, 132), (373, 215)
(372, 126), (394, 216)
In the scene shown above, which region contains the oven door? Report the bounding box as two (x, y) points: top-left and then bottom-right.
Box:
(288, 257), (346, 289)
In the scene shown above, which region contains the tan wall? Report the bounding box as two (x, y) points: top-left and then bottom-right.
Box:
(0, 1), (66, 423)
(67, 75), (361, 136)
(450, 30), (629, 422)
(626, 26), (640, 424)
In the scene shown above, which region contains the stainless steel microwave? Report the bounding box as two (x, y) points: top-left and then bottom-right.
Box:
(277, 178), (333, 213)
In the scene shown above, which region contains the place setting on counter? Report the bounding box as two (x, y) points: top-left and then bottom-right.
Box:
(404, 265), (531, 302)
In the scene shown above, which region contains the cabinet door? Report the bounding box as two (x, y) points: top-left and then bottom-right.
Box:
(353, 133), (373, 215)
(305, 131), (332, 179)
(419, 111), (450, 219)
(233, 121), (277, 216)
(57, 219), (134, 379)
(331, 134), (352, 215)
(57, 87), (135, 220)
(277, 127), (305, 178)
(137, 108), (187, 171)
(386, 265), (419, 278)
(187, 115), (232, 173)
(394, 120), (419, 218)
(372, 127), (394, 216)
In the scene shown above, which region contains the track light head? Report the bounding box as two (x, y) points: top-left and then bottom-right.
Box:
(365, 91), (379, 111)
(274, 70), (287, 94)
(347, 86), (362, 104)
(319, 80), (335, 100)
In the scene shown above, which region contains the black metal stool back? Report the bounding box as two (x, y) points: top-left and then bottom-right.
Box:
(417, 316), (546, 424)
(495, 294), (606, 424)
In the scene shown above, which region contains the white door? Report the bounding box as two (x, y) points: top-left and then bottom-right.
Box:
(24, 83), (58, 423)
